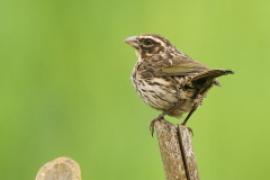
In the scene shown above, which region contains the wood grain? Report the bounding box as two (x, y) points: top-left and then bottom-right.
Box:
(155, 119), (199, 180)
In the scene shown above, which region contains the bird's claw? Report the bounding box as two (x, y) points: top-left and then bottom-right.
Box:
(179, 124), (194, 137)
(187, 127), (194, 136)
(149, 115), (164, 137)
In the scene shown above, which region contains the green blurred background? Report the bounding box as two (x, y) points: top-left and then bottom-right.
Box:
(0, 0), (269, 179)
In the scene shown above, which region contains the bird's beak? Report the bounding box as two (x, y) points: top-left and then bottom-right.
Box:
(125, 36), (139, 48)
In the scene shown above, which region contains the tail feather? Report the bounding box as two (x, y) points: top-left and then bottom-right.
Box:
(192, 69), (233, 82)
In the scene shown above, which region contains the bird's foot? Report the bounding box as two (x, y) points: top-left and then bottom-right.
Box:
(149, 114), (164, 137)
(179, 124), (194, 136)
(187, 127), (194, 136)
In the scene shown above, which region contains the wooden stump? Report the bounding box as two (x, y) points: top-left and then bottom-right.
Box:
(155, 119), (199, 180)
(35, 157), (81, 180)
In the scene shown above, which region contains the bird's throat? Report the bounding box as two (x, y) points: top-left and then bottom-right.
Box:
(135, 50), (143, 62)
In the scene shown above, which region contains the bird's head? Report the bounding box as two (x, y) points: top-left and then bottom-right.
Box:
(125, 34), (177, 59)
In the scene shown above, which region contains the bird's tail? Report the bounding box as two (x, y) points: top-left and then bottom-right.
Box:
(192, 69), (234, 82)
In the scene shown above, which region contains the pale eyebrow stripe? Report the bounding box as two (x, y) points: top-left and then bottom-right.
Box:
(140, 36), (166, 46)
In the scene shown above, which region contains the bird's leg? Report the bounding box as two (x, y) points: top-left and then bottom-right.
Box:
(149, 88), (182, 136)
(182, 108), (197, 125)
(181, 94), (203, 125)
(149, 112), (165, 137)
(182, 80), (214, 125)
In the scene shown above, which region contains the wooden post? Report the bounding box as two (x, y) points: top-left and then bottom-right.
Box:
(35, 157), (81, 180)
(154, 119), (199, 180)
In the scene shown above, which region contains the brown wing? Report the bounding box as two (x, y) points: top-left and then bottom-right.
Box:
(159, 54), (233, 85)
(160, 55), (209, 76)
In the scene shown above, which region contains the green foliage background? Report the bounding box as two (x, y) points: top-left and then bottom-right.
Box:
(0, 0), (269, 179)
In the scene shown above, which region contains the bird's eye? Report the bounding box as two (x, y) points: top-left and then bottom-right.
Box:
(142, 39), (154, 46)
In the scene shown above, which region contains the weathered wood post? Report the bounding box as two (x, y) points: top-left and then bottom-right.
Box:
(154, 119), (199, 180)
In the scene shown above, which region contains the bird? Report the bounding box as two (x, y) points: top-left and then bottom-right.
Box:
(125, 34), (233, 135)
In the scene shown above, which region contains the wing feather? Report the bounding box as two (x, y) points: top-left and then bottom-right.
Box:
(160, 55), (209, 76)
